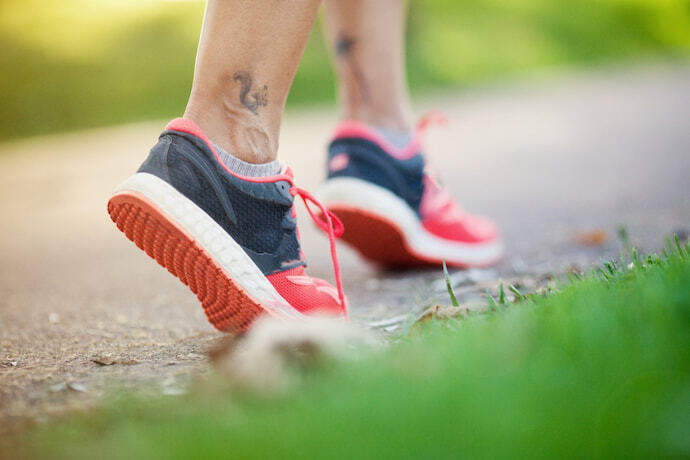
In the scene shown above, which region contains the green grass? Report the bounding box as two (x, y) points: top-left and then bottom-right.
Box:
(7, 239), (690, 458)
(1, 0), (690, 141)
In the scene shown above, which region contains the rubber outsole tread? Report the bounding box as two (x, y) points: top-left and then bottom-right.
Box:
(107, 193), (266, 333)
(329, 205), (499, 269)
(330, 207), (442, 268)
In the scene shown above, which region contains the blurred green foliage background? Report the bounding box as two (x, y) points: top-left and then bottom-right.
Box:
(1, 0), (689, 141)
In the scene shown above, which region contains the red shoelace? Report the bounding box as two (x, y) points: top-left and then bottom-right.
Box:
(289, 186), (348, 320)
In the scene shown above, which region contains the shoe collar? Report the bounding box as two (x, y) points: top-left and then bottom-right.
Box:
(330, 111), (448, 161)
(165, 117), (295, 185)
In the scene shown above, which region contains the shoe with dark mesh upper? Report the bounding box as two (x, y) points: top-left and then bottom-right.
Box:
(107, 118), (347, 333)
(319, 113), (503, 268)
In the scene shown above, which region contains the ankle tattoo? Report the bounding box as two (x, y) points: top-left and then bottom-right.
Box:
(233, 71), (268, 114)
(335, 33), (370, 104)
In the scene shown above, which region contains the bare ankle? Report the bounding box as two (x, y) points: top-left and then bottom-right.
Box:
(184, 76), (280, 164)
(344, 107), (413, 133)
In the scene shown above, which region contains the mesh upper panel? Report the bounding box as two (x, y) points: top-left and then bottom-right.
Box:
(327, 138), (425, 214)
(139, 132), (303, 275)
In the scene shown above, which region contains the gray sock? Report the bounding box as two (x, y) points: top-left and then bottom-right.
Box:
(372, 126), (414, 150)
(212, 142), (281, 177)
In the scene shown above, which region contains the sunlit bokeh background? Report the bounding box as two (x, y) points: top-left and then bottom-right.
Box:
(1, 0), (689, 141)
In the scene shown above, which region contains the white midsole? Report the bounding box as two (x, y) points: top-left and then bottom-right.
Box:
(113, 172), (305, 320)
(318, 177), (504, 265)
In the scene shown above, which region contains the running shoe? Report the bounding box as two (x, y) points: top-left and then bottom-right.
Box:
(319, 112), (503, 268)
(107, 118), (347, 333)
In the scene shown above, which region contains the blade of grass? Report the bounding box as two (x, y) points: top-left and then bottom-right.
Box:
(632, 247), (641, 269)
(442, 261), (459, 307)
(485, 290), (498, 311)
(675, 234), (685, 258)
(509, 284), (526, 302)
(498, 282), (506, 305)
(617, 224), (632, 263)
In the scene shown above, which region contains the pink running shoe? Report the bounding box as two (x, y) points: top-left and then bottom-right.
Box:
(319, 112), (503, 268)
(108, 118), (347, 333)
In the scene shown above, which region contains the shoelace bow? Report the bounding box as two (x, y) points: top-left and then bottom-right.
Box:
(289, 186), (348, 320)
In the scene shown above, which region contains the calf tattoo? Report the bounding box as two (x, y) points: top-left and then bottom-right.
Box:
(233, 71), (268, 114)
(335, 33), (370, 104)
(336, 33), (356, 57)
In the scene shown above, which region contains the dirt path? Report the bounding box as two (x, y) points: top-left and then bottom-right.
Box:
(1, 64), (689, 431)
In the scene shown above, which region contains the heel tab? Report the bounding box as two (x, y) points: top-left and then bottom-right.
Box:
(164, 117), (222, 166)
(331, 120), (374, 141)
(165, 118), (208, 140)
(331, 120), (421, 160)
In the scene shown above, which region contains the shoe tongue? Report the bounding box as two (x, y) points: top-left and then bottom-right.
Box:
(282, 164), (294, 179)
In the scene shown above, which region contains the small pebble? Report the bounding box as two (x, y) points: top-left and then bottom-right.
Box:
(50, 382), (67, 392)
(68, 382), (87, 393)
(162, 386), (186, 396)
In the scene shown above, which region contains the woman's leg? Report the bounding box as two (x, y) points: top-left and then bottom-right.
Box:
(323, 0), (413, 132)
(184, 0), (322, 164)
(109, 0), (350, 333)
(319, 0), (503, 269)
